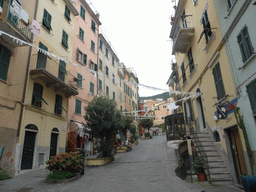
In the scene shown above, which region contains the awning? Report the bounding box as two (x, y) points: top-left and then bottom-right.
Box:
(73, 122), (91, 137)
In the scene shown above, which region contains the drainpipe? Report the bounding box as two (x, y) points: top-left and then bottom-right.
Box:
(16, 0), (39, 138)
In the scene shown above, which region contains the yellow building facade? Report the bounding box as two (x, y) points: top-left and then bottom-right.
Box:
(170, 0), (249, 184)
(16, 0), (78, 173)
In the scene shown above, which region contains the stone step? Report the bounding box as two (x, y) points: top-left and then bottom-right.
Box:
(208, 168), (229, 173)
(209, 178), (233, 186)
(208, 164), (227, 169)
(207, 162), (225, 167)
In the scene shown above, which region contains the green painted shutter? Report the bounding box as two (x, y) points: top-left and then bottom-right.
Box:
(58, 60), (66, 82)
(94, 64), (98, 71)
(90, 82), (94, 94)
(65, 5), (71, 21)
(37, 42), (48, 69)
(75, 99), (81, 114)
(62, 31), (68, 48)
(80, 5), (85, 20)
(0, 45), (11, 81)
(43, 9), (52, 30)
(183, 102), (188, 123)
(188, 98), (193, 121)
(77, 73), (82, 88)
(212, 63), (225, 100)
(83, 54), (87, 65)
(246, 79), (256, 114)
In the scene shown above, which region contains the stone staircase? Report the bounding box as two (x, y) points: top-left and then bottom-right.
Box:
(191, 131), (233, 185)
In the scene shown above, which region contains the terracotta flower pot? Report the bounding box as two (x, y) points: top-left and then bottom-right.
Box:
(197, 173), (206, 181)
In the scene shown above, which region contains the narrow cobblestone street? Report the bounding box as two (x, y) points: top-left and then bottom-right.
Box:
(0, 136), (244, 192)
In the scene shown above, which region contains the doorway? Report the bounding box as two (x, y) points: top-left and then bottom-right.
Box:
(21, 124), (38, 170)
(196, 89), (206, 131)
(49, 128), (59, 158)
(228, 126), (247, 184)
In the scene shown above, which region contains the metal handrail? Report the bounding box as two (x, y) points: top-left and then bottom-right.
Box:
(190, 128), (211, 180)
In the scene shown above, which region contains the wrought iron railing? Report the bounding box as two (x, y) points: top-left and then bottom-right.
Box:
(189, 127), (211, 180)
(1, 0), (33, 41)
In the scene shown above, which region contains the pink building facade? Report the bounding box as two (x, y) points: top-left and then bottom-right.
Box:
(67, 0), (101, 153)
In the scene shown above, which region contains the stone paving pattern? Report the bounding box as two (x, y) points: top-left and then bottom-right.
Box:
(0, 135), (244, 192)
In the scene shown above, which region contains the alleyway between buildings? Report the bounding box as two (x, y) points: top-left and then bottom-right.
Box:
(0, 136), (243, 192)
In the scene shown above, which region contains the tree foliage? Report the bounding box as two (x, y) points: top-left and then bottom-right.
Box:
(85, 96), (124, 140)
(140, 118), (154, 132)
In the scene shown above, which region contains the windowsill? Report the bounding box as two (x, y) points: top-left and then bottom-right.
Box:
(61, 44), (69, 51)
(89, 92), (94, 95)
(41, 24), (52, 34)
(204, 32), (216, 52)
(224, 0), (238, 19)
(78, 36), (85, 43)
(239, 53), (256, 70)
(0, 79), (7, 84)
(64, 15), (71, 24)
(91, 28), (96, 33)
(189, 67), (197, 79)
(75, 113), (82, 116)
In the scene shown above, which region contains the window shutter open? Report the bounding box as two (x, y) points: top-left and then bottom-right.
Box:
(0, 45), (11, 81)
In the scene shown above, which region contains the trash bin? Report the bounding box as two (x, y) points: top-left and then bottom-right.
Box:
(241, 175), (256, 192)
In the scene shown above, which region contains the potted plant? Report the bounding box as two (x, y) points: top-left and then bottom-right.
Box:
(192, 157), (206, 181)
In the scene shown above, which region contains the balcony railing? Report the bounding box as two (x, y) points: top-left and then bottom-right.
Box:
(0, 0), (33, 46)
(171, 15), (194, 54)
(30, 54), (78, 97)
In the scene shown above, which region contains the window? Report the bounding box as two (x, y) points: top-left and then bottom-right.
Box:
(119, 78), (122, 87)
(105, 48), (108, 58)
(91, 20), (96, 33)
(163, 105), (166, 108)
(80, 5), (85, 20)
(64, 5), (71, 21)
(181, 11), (187, 28)
(212, 62), (226, 100)
(113, 91), (115, 100)
(106, 66), (109, 76)
(55, 94), (66, 115)
(58, 60), (66, 82)
(91, 40), (95, 52)
(75, 99), (82, 114)
(187, 48), (195, 73)
(201, 10), (212, 44)
(184, 99), (193, 123)
(99, 59), (102, 70)
(90, 82), (94, 95)
(120, 92), (122, 101)
(237, 26), (254, 63)
(79, 27), (84, 41)
(62, 30), (68, 49)
(42, 9), (52, 31)
(112, 57), (114, 66)
(37, 42), (48, 69)
(99, 40), (103, 51)
(181, 62), (186, 83)
(226, 0), (235, 11)
(32, 83), (48, 108)
(246, 79), (256, 114)
(112, 74), (115, 84)
(77, 73), (82, 88)
(76, 49), (87, 65)
(99, 79), (102, 90)
(0, 44), (11, 81)
(106, 86), (109, 96)
(89, 61), (97, 71)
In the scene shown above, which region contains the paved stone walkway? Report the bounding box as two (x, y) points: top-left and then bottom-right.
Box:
(0, 136), (244, 192)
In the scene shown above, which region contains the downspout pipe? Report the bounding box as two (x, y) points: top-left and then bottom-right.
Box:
(16, 0), (39, 137)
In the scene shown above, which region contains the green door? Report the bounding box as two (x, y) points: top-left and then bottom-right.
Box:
(49, 133), (58, 158)
(21, 131), (36, 170)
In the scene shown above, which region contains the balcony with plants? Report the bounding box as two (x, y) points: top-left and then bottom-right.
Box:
(0, 0), (33, 47)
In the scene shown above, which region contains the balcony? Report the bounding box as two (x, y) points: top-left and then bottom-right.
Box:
(30, 54), (78, 97)
(170, 12), (194, 54)
(0, 0), (33, 47)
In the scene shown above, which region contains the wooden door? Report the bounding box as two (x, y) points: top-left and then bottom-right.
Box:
(49, 133), (58, 158)
(230, 127), (247, 183)
(21, 131), (36, 170)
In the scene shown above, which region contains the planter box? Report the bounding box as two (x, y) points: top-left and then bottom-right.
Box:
(86, 157), (112, 167)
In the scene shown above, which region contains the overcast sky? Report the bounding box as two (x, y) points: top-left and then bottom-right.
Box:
(88, 0), (176, 97)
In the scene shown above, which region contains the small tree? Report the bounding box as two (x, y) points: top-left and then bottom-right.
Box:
(129, 124), (137, 142)
(140, 118), (154, 133)
(85, 96), (124, 157)
(119, 115), (133, 141)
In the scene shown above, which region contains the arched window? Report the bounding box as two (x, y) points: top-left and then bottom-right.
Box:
(51, 128), (59, 133)
(213, 130), (221, 142)
(25, 124), (38, 131)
